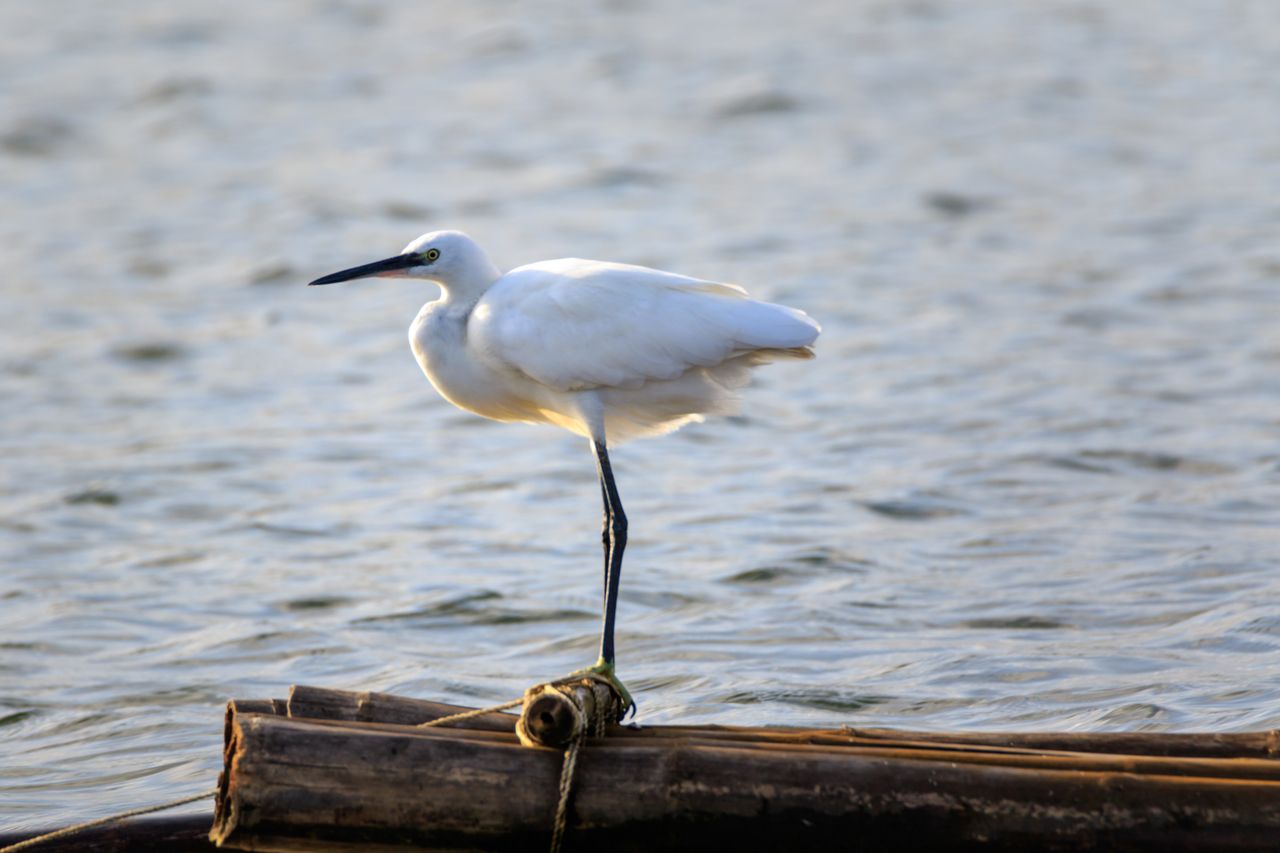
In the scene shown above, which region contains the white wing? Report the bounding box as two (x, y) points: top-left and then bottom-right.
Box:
(470, 258), (820, 391)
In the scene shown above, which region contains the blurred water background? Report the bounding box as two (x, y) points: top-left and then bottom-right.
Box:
(3, 0), (1280, 830)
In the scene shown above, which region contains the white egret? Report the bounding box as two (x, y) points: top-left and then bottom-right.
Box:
(310, 231), (820, 718)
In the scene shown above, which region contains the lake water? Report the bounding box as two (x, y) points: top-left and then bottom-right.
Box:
(2, 0), (1279, 831)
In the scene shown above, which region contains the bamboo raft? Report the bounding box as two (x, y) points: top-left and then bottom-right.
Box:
(212, 685), (1280, 852)
(5, 685), (1279, 852)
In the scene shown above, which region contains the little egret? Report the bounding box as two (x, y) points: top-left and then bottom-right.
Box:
(310, 231), (820, 718)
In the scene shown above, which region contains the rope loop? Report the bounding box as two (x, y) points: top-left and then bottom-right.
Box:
(424, 676), (617, 853)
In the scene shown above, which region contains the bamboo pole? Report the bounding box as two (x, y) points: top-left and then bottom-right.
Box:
(285, 684), (1280, 758)
(210, 690), (1280, 852)
(516, 676), (619, 749)
(237, 700), (1280, 782)
(846, 726), (1280, 758)
(286, 685), (515, 732)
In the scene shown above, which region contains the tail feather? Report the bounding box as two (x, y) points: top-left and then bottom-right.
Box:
(748, 345), (816, 363)
(699, 297), (821, 354)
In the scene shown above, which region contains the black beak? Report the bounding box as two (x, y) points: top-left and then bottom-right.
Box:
(309, 253), (420, 286)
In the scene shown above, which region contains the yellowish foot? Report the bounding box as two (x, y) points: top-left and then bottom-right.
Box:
(568, 657), (635, 721)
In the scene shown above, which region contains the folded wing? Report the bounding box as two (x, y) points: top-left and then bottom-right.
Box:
(471, 259), (820, 392)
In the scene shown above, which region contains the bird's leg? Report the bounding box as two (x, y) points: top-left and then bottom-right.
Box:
(593, 439), (627, 667)
(572, 438), (634, 719)
(600, 479), (612, 616)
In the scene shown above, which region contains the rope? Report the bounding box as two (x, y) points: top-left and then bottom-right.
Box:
(543, 679), (611, 853)
(417, 697), (524, 728)
(0, 788), (217, 853)
(418, 682), (611, 853)
(551, 726), (587, 853)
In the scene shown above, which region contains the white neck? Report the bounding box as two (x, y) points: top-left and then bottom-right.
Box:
(431, 247), (502, 311)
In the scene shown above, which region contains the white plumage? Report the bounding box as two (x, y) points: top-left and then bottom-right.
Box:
(310, 229), (820, 716)
(467, 255), (819, 442)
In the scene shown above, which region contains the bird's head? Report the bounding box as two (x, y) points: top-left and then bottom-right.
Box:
(309, 230), (500, 292)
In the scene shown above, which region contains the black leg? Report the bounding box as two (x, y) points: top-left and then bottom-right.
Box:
(600, 479), (611, 612)
(592, 439), (627, 665)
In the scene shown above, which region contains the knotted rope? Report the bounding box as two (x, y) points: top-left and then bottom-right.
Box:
(421, 673), (620, 853)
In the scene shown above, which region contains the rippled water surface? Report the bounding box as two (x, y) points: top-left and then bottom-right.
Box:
(3, 0), (1280, 830)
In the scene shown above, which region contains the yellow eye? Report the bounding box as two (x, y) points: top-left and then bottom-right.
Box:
(424, 248), (440, 262)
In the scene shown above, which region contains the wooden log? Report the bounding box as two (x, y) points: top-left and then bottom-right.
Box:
(212, 708), (1280, 852)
